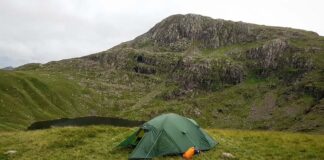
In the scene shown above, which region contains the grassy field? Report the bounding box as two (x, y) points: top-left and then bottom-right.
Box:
(0, 126), (323, 160)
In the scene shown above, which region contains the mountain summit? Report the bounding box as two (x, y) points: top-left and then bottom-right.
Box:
(1, 14), (324, 133)
(134, 14), (253, 51)
(132, 14), (318, 51)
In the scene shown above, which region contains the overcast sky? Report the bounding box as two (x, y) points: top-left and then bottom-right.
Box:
(0, 0), (323, 68)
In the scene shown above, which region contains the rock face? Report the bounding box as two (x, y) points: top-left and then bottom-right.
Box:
(135, 14), (255, 51)
(133, 14), (318, 52)
(172, 58), (244, 90)
(247, 39), (289, 70)
(75, 14), (317, 91)
(246, 39), (313, 76)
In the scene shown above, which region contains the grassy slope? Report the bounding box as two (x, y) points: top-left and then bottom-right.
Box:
(0, 71), (286, 130)
(0, 58), (323, 132)
(0, 34), (323, 132)
(0, 126), (323, 160)
(0, 70), (102, 130)
(0, 68), (163, 131)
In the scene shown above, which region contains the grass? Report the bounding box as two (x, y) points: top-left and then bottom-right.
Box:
(0, 68), (163, 131)
(0, 126), (323, 160)
(0, 70), (102, 131)
(200, 41), (264, 59)
(1, 68), (322, 133)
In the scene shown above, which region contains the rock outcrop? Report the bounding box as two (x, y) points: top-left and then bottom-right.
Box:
(134, 14), (255, 51)
(172, 58), (244, 90)
(133, 14), (318, 52)
(245, 39), (313, 76)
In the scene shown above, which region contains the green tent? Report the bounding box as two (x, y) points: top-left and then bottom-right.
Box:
(119, 113), (217, 159)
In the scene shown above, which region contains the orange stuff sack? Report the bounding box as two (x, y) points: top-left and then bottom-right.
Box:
(182, 147), (195, 160)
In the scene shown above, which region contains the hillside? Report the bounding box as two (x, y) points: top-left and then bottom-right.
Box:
(0, 14), (324, 132)
(0, 126), (323, 160)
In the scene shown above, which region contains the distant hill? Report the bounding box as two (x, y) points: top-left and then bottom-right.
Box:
(1, 14), (323, 132)
(15, 63), (41, 71)
(1, 66), (14, 70)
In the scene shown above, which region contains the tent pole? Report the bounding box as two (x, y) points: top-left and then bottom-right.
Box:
(145, 130), (163, 158)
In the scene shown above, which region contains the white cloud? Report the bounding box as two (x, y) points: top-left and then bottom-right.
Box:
(0, 0), (323, 68)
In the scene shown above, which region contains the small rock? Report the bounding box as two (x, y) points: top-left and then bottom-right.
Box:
(222, 152), (235, 159)
(193, 108), (201, 116)
(4, 150), (17, 155)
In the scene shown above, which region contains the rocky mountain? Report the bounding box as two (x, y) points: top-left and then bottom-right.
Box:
(1, 14), (323, 132)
